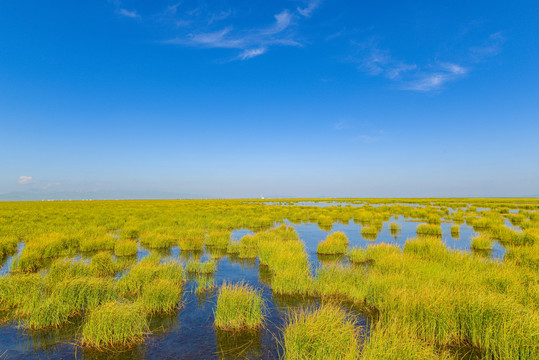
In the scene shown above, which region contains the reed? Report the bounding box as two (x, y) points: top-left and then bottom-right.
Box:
(214, 282), (264, 331)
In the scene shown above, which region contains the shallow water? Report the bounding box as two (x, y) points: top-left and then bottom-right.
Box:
(0, 215), (506, 359)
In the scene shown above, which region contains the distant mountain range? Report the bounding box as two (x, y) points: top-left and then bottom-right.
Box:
(0, 190), (203, 201)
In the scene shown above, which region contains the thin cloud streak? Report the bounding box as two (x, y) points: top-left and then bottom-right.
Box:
(354, 33), (503, 92)
(164, 10), (300, 58)
(298, 0), (323, 18)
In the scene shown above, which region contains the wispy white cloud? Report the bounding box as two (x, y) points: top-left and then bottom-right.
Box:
(353, 33), (502, 92)
(297, 0), (323, 18)
(18, 176), (34, 185)
(238, 47), (267, 60)
(209, 9), (232, 24)
(164, 9), (300, 59)
(470, 31), (506, 60)
(118, 8), (139, 18)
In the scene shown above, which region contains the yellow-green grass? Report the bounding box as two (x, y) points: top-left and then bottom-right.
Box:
(471, 234), (494, 250)
(195, 275), (215, 293)
(141, 279), (182, 313)
(0, 236), (18, 257)
(90, 251), (118, 277)
(451, 224), (460, 237)
(178, 229), (205, 251)
(79, 235), (116, 252)
(121, 228), (139, 240)
(361, 320), (452, 360)
(361, 225), (378, 236)
(282, 304), (360, 360)
(23, 277), (117, 329)
(214, 282), (264, 331)
(416, 223), (442, 236)
(238, 244), (258, 259)
(505, 244), (539, 270)
(114, 239), (138, 257)
(317, 231), (348, 255)
(0, 274), (43, 312)
(186, 259), (217, 274)
(81, 301), (149, 348)
(206, 230), (231, 249)
(347, 243), (400, 264)
(389, 222), (401, 232)
(226, 241), (241, 254)
(118, 260), (184, 296)
(140, 233), (176, 249)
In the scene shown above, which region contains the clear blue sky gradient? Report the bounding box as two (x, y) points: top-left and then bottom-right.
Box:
(1, 1), (538, 198)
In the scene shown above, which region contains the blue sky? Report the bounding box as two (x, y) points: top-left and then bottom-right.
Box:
(1, 0), (538, 198)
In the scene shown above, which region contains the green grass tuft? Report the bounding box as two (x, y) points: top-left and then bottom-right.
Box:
(214, 282), (264, 331)
(283, 304), (360, 360)
(81, 301), (149, 348)
(317, 231), (348, 255)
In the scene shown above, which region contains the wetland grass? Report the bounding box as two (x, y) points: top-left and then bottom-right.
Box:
(214, 282), (264, 331)
(471, 234), (494, 250)
(416, 223), (442, 236)
(141, 279), (183, 313)
(451, 224), (460, 237)
(316, 231), (348, 255)
(283, 304), (360, 360)
(206, 230), (231, 249)
(114, 239), (138, 257)
(81, 301), (149, 348)
(0, 236), (18, 257)
(186, 259), (217, 274)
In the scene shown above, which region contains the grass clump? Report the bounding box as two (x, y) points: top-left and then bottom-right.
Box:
(186, 259), (217, 274)
(80, 235), (115, 252)
(81, 301), (148, 348)
(348, 243), (401, 264)
(141, 279), (182, 313)
(416, 224), (442, 237)
(361, 320), (452, 360)
(471, 234), (493, 250)
(140, 232), (176, 249)
(178, 229), (205, 251)
(317, 231), (348, 255)
(195, 275), (215, 293)
(214, 282), (264, 331)
(118, 260), (184, 296)
(206, 230), (231, 249)
(0, 236), (18, 257)
(115, 239), (137, 257)
(361, 225), (379, 240)
(451, 224), (460, 237)
(283, 304), (360, 360)
(90, 251), (117, 277)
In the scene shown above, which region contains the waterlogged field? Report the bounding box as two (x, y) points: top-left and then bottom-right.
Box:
(0, 198), (538, 359)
